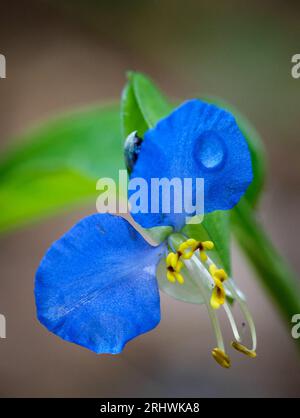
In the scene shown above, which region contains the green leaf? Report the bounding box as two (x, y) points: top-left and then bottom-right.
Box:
(0, 169), (95, 234)
(0, 105), (124, 233)
(121, 82), (148, 138)
(128, 72), (172, 126)
(232, 199), (300, 348)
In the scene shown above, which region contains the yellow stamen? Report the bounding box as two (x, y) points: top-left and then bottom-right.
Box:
(214, 269), (228, 282)
(212, 348), (231, 369)
(174, 272), (185, 284)
(210, 278), (226, 309)
(166, 251), (184, 284)
(166, 270), (185, 284)
(197, 240), (214, 261)
(166, 271), (176, 283)
(165, 239), (215, 285)
(209, 264), (228, 309)
(166, 252), (178, 269)
(176, 260), (183, 271)
(231, 341), (257, 359)
(199, 251), (208, 262)
(209, 263), (217, 276)
(202, 241), (214, 250)
(208, 262), (227, 283)
(178, 238), (198, 259)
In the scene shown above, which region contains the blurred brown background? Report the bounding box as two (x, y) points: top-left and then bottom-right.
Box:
(0, 0), (299, 397)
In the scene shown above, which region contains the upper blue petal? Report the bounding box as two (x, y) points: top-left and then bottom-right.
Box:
(35, 214), (166, 354)
(129, 99), (253, 230)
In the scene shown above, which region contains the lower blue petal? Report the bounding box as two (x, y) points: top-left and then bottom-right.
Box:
(35, 214), (166, 354)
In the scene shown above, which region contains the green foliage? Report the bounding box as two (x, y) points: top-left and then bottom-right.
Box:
(127, 72), (172, 127)
(0, 105), (124, 232)
(121, 82), (148, 138)
(232, 199), (300, 326)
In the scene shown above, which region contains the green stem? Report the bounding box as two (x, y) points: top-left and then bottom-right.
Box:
(231, 199), (300, 348)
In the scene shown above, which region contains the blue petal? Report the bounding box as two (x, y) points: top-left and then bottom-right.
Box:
(35, 214), (166, 354)
(129, 99), (253, 230)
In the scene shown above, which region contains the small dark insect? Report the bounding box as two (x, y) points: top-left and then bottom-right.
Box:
(124, 131), (143, 173)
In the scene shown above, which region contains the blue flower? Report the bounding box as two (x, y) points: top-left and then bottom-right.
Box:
(35, 99), (256, 368)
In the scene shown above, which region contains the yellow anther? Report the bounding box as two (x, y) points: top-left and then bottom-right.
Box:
(210, 278), (226, 309)
(209, 263), (228, 309)
(177, 242), (188, 253)
(166, 271), (176, 283)
(174, 272), (185, 284)
(178, 238), (198, 259)
(199, 251), (208, 262)
(165, 239), (216, 285)
(209, 264), (227, 283)
(166, 269), (184, 284)
(181, 251), (194, 260)
(182, 238), (196, 246)
(212, 348), (231, 369)
(166, 253), (172, 266)
(171, 253), (178, 269)
(209, 264), (217, 276)
(166, 251), (184, 284)
(176, 260), (184, 271)
(196, 240), (214, 262)
(202, 241), (214, 250)
(214, 269), (228, 282)
(166, 252), (182, 271)
(166, 252), (178, 269)
(231, 341), (257, 359)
